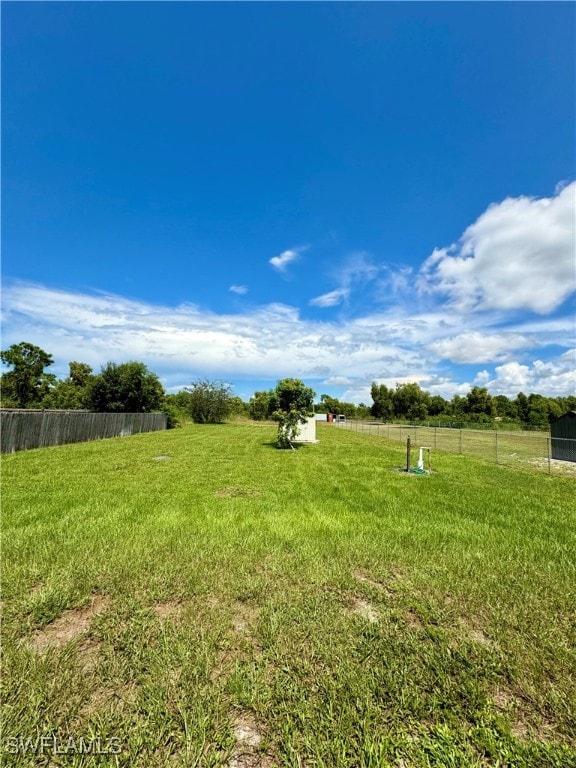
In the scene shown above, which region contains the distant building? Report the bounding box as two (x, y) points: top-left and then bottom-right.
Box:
(551, 410), (576, 463)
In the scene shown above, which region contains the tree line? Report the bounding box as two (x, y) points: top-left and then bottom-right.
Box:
(1, 342), (573, 430)
(369, 382), (575, 428)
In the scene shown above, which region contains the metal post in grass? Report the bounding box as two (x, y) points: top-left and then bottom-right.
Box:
(495, 430), (499, 464)
(459, 429), (463, 455)
(406, 436), (411, 472)
(547, 437), (551, 475)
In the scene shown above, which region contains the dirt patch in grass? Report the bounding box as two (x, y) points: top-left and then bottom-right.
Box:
(405, 609), (424, 630)
(352, 571), (395, 598)
(467, 627), (494, 647)
(76, 637), (101, 672)
(229, 712), (274, 768)
(492, 685), (562, 745)
(349, 597), (379, 623)
(83, 681), (138, 718)
(527, 457), (576, 475)
(152, 600), (183, 621)
(210, 603), (262, 684)
(28, 582), (45, 597)
(27, 595), (110, 653)
(232, 601), (260, 633)
(215, 487), (261, 498)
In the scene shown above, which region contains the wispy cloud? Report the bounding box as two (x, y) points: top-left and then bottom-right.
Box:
(2, 279), (574, 400)
(309, 251), (379, 309)
(309, 288), (349, 307)
(3, 186), (575, 402)
(269, 246), (307, 272)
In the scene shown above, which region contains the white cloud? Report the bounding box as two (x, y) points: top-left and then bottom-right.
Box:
(322, 375), (353, 386)
(309, 288), (349, 307)
(473, 370), (491, 385)
(229, 284), (248, 295)
(480, 351), (576, 397)
(2, 272), (574, 403)
(269, 246), (306, 272)
(430, 331), (533, 363)
(419, 182), (576, 314)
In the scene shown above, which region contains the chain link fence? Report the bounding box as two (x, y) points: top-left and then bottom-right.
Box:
(332, 421), (576, 476)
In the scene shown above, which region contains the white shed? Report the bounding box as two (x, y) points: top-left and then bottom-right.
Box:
(292, 417), (318, 443)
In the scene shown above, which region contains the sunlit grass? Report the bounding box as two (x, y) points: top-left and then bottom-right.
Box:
(2, 423), (575, 766)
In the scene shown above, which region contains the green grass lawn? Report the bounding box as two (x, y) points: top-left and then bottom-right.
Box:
(2, 423), (575, 767)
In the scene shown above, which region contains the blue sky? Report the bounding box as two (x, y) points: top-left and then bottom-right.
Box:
(2, 2), (575, 404)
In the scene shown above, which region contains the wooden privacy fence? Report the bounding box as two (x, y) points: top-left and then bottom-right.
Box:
(0, 410), (167, 453)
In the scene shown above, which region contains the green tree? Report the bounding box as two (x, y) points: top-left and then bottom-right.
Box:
(494, 395), (518, 421)
(41, 361), (94, 410)
(228, 396), (247, 417)
(370, 383), (394, 420)
(0, 342), (56, 408)
(319, 394), (341, 414)
(527, 393), (562, 427)
(185, 380), (233, 423)
(272, 378), (315, 449)
(88, 362), (164, 413)
(356, 403), (372, 420)
(464, 386), (495, 417)
(515, 392), (530, 424)
(163, 391), (192, 428)
(428, 395), (448, 417)
(393, 383), (429, 420)
(450, 394), (466, 418)
(248, 390), (276, 421)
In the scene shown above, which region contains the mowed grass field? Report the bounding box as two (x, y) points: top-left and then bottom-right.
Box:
(2, 423), (575, 767)
(337, 422), (575, 476)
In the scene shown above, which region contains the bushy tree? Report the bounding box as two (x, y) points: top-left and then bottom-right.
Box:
(228, 395), (247, 417)
(41, 361), (94, 410)
(393, 382), (429, 420)
(370, 383), (394, 419)
(515, 392), (530, 424)
(356, 403), (372, 419)
(494, 395), (518, 421)
(0, 342), (56, 407)
(464, 386), (495, 417)
(88, 362), (164, 413)
(272, 378), (315, 449)
(319, 394), (340, 414)
(185, 380), (233, 423)
(248, 390), (276, 421)
(428, 395), (448, 417)
(318, 394), (358, 418)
